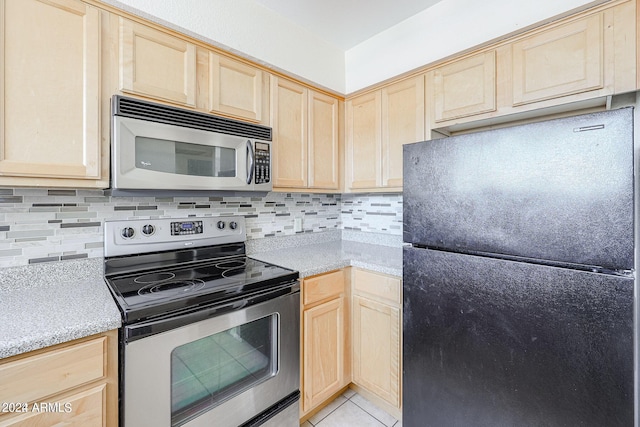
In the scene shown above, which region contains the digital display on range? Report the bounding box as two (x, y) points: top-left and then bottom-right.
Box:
(171, 221), (203, 236)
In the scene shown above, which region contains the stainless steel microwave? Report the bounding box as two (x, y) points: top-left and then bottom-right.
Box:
(111, 96), (273, 193)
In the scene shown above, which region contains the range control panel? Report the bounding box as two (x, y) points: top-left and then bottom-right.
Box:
(104, 216), (246, 257)
(254, 142), (270, 184)
(171, 220), (203, 236)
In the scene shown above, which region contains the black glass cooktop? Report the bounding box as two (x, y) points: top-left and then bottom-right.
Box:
(104, 247), (298, 324)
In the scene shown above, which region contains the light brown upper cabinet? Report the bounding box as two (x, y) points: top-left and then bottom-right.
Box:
(432, 51), (496, 122)
(0, 0), (107, 188)
(272, 78), (307, 188)
(309, 90), (340, 189)
(271, 77), (339, 191)
(512, 15), (603, 105)
(119, 18), (197, 107)
(209, 53), (265, 123)
(382, 77), (426, 188)
(346, 91), (381, 190)
(429, 0), (635, 130)
(509, 0), (635, 107)
(346, 75), (425, 191)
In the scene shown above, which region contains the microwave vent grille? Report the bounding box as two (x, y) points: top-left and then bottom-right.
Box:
(113, 95), (272, 141)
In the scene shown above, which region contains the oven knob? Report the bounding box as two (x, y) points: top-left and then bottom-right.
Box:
(217, 221), (226, 230)
(121, 227), (135, 239)
(229, 221), (238, 230)
(142, 224), (155, 236)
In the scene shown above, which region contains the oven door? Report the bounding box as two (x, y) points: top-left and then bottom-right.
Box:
(113, 115), (270, 191)
(122, 283), (299, 427)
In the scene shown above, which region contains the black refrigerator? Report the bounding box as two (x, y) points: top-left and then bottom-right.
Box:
(402, 108), (635, 426)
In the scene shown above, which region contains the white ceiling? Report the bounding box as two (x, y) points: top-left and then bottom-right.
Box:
(252, 0), (445, 50)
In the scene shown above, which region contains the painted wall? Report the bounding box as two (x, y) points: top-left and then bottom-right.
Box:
(107, 0), (606, 94)
(103, 0), (346, 93)
(345, 0), (607, 92)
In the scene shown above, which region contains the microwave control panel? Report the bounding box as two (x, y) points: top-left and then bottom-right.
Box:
(255, 142), (270, 184)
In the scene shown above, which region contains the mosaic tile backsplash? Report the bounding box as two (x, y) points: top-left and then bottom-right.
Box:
(0, 189), (402, 267)
(341, 193), (403, 234)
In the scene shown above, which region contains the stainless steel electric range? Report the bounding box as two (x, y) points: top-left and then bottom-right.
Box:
(103, 216), (300, 427)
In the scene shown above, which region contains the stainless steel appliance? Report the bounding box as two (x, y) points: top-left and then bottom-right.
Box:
(111, 95), (273, 193)
(103, 216), (299, 427)
(402, 108), (635, 426)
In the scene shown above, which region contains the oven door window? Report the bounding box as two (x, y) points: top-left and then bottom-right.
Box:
(135, 136), (237, 178)
(170, 314), (278, 427)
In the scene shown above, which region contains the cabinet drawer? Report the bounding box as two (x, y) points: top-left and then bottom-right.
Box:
(0, 385), (105, 427)
(303, 270), (345, 305)
(0, 337), (106, 404)
(353, 269), (401, 305)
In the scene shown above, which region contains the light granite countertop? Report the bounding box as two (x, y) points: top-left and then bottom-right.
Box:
(0, 231), (401, 360)
(251, 240), (402, 278)
(0, 258), (122, 359)
(248, 232), (403, 278)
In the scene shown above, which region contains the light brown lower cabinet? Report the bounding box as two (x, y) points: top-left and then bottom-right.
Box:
(300, 269), (350, 418)
(300, 267), (403, 422)
(351, 268), (402, 418)
(352, 295), (401, 405)
(0, 330), (118, 427)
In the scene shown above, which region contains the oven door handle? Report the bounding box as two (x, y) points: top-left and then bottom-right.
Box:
(125, 281), (299, 342)
(126, 299), (245, 342)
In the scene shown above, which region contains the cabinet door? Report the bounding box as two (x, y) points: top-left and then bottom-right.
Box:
(119, 18), (196, 107)
(271, 77), (308, 188)
(512, 14), (603, 106)
(0, 0), (101, 180)
(352, 295), (401, 408)
(303, 297), (345, 412)
(0, 337), (106, 404)
(209, 53), (263, 122)
(346, 92), (382, 190)
(433, 50), (496, 122)
(382, 76), (425, 188)
(0, 385), (106, 427)
(309, 90), (339, 190)
(0, 330), (117, 427)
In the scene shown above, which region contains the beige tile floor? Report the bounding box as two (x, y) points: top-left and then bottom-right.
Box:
(300, 389), (402, 427)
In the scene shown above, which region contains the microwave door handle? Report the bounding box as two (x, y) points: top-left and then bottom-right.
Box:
(246, 140), (255, 184)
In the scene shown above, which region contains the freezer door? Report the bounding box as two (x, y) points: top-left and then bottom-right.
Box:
(403, 108), (634, 270)
(403, 246), (634, 427)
